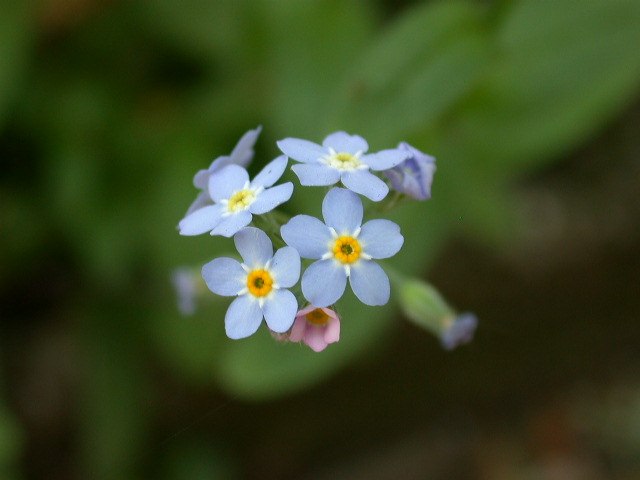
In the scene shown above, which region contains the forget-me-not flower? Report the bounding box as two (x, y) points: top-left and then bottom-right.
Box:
(201, 227), (300, 339)
(184, 126), (262, 217)
(179, 155), (293, 237)
(281, 187), (403, 307)
(277, 131), (408, 201)
(289, 306), (340, 352)
(383, 142), (436, 201)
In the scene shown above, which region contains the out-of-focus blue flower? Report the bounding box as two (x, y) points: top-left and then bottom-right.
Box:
(383, 142), (436, 201)
(171, 267), (204, 316)
(281, 187), (403, 307)
(184, 126), (262, 217)
(201, 227), (300, 339)
(277, 131), (408, 201)
(440, 313), (478, 350)
(178, 155), (293, 237)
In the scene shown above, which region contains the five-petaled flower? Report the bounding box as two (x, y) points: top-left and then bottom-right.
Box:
(277, 131), (408, 201)
(201, 227), (300, 339)
(383, 142), (436, 201)
(183, 126), (262, 217)
(179, 155), (293, 237)
(289, 305), (340, 352)
(281, 187), (403, 307)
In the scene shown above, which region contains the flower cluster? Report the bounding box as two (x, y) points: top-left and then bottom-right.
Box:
(175, 128), (476, 352)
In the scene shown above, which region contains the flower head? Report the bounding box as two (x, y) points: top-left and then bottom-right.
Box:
(201, 227), (300, 339)
(277, 131), (408, 201)
(383, 142), (436, 201)
(184, 126), (262, 217)
(281, 187), (403, 307)
(179, 155), (293, 237)
(289, 306), (340, 352)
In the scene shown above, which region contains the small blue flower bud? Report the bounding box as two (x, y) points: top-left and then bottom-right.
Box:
(397, 278), (477, 350)
(383, 142), (436, 201)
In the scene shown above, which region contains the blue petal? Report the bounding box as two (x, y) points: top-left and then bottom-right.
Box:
(249, 182), (293, 215)
(194, 154), (233, 189)
(362, 148), (409, 171)
(291, 163), (340, 186)
(322, 131), (368, 154)
(208, 165), (249, 202)
(210, 210), (252, 237)
(359, 219), (404, 259)
(178, 204), (224, 236)
(229, 126), (262, 168)
(251, 155), (287, 188)
(302, 259), (348, 308)
(322, 188), (363, 234)
(201, 257), (246, 296)
(281, 215), (332, 259)
(193, 165), (216, 189)
(225, 296), (263, 339)
(341, 170), (389, 202)
(277, 138), (327, 164)
(269, 246), (300, 288)
(184, 190), (213, 217)
(234, 226), (273, 268)
(262, 289), (298, 333)
(349, 260), (390, 306)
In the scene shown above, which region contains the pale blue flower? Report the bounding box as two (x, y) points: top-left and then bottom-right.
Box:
(201, 227), (300, 339)
(171, 267), (202, 316)
(184, 126), (262, 217)
(281, 188), (403, 307)
(277, 131), (408, 201)
(383, 142), (436, 200)
(178, 155), (293, 237)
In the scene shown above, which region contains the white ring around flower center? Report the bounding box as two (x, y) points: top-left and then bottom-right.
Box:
(223, 183), (262, 214)
(323, 148), (365, 171)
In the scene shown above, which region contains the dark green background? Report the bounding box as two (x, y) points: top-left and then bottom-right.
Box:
(1, 1), (639, 478)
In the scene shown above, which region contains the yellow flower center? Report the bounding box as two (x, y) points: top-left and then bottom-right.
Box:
(327, 152), (361, 170)
(246, 269), (273, 297)
(228, 189), (255, 212)
(333, 236), (361, 264)
(305, 308), (330, 325)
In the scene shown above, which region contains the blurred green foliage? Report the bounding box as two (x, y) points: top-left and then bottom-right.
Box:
(1, 0), (640, 478)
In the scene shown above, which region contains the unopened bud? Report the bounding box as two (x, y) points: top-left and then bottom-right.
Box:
(398, 278), (477, 350)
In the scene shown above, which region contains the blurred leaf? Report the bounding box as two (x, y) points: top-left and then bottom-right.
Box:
(137, 0), (248, 64)
(262, 0), (375, 137)
(78, 303), (151, 479)
(0, 1), (34, 128)
(152, 300), (228, 384)
(325, 1), (491, 145)
(446, 0), (640, 176)
(0, 364), (23, 480)
(160, 439), (237, 480)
